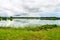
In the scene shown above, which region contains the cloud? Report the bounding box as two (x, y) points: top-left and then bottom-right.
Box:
(0, 0), (60, 16)
(22, 0), (57, 13)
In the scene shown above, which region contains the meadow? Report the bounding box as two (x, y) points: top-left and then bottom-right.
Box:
(0, 24), (60, 40)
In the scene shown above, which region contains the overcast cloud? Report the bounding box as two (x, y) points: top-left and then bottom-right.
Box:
(0, 0), (60, 17)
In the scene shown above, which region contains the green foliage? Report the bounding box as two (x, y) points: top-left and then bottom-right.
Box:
(0, 25), (59, 40)
(19, 24), (58, 31)
(0, 17), (13, 21)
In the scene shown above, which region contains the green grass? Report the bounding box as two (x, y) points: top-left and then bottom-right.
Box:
(0, 25), (60, 40)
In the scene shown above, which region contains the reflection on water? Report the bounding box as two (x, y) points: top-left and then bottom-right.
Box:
(0, 19), (59, 27)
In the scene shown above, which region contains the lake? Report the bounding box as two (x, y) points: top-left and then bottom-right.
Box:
(0, 19), (59, 27)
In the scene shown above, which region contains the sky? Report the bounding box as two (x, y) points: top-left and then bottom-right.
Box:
(0, 0), (60, 17)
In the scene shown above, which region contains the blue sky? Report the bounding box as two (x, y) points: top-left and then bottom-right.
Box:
(0, 0), (60, 17)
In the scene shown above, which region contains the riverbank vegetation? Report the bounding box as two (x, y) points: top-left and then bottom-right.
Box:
(0, 17), (60, 20)
(0, 17), (13, 21)
(13, 17), (60, 20)
(0, 24), (60, 40)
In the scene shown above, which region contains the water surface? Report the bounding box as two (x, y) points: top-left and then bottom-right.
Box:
(0, 19), (59, 27)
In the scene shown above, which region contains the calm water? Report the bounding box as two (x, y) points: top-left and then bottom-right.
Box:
(0, 19), (59, 27)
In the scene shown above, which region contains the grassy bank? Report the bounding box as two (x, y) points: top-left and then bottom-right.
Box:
(0, 25), (60, 40)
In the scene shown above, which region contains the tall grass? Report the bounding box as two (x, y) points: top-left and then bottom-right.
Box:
(0, 24), (58, 31)
(0, 24), (60, 40)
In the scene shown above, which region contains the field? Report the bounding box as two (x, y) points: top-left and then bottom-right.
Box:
(0, 25), (60, 40)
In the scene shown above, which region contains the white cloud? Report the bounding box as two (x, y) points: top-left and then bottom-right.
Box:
(0, 0), (60, 16)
